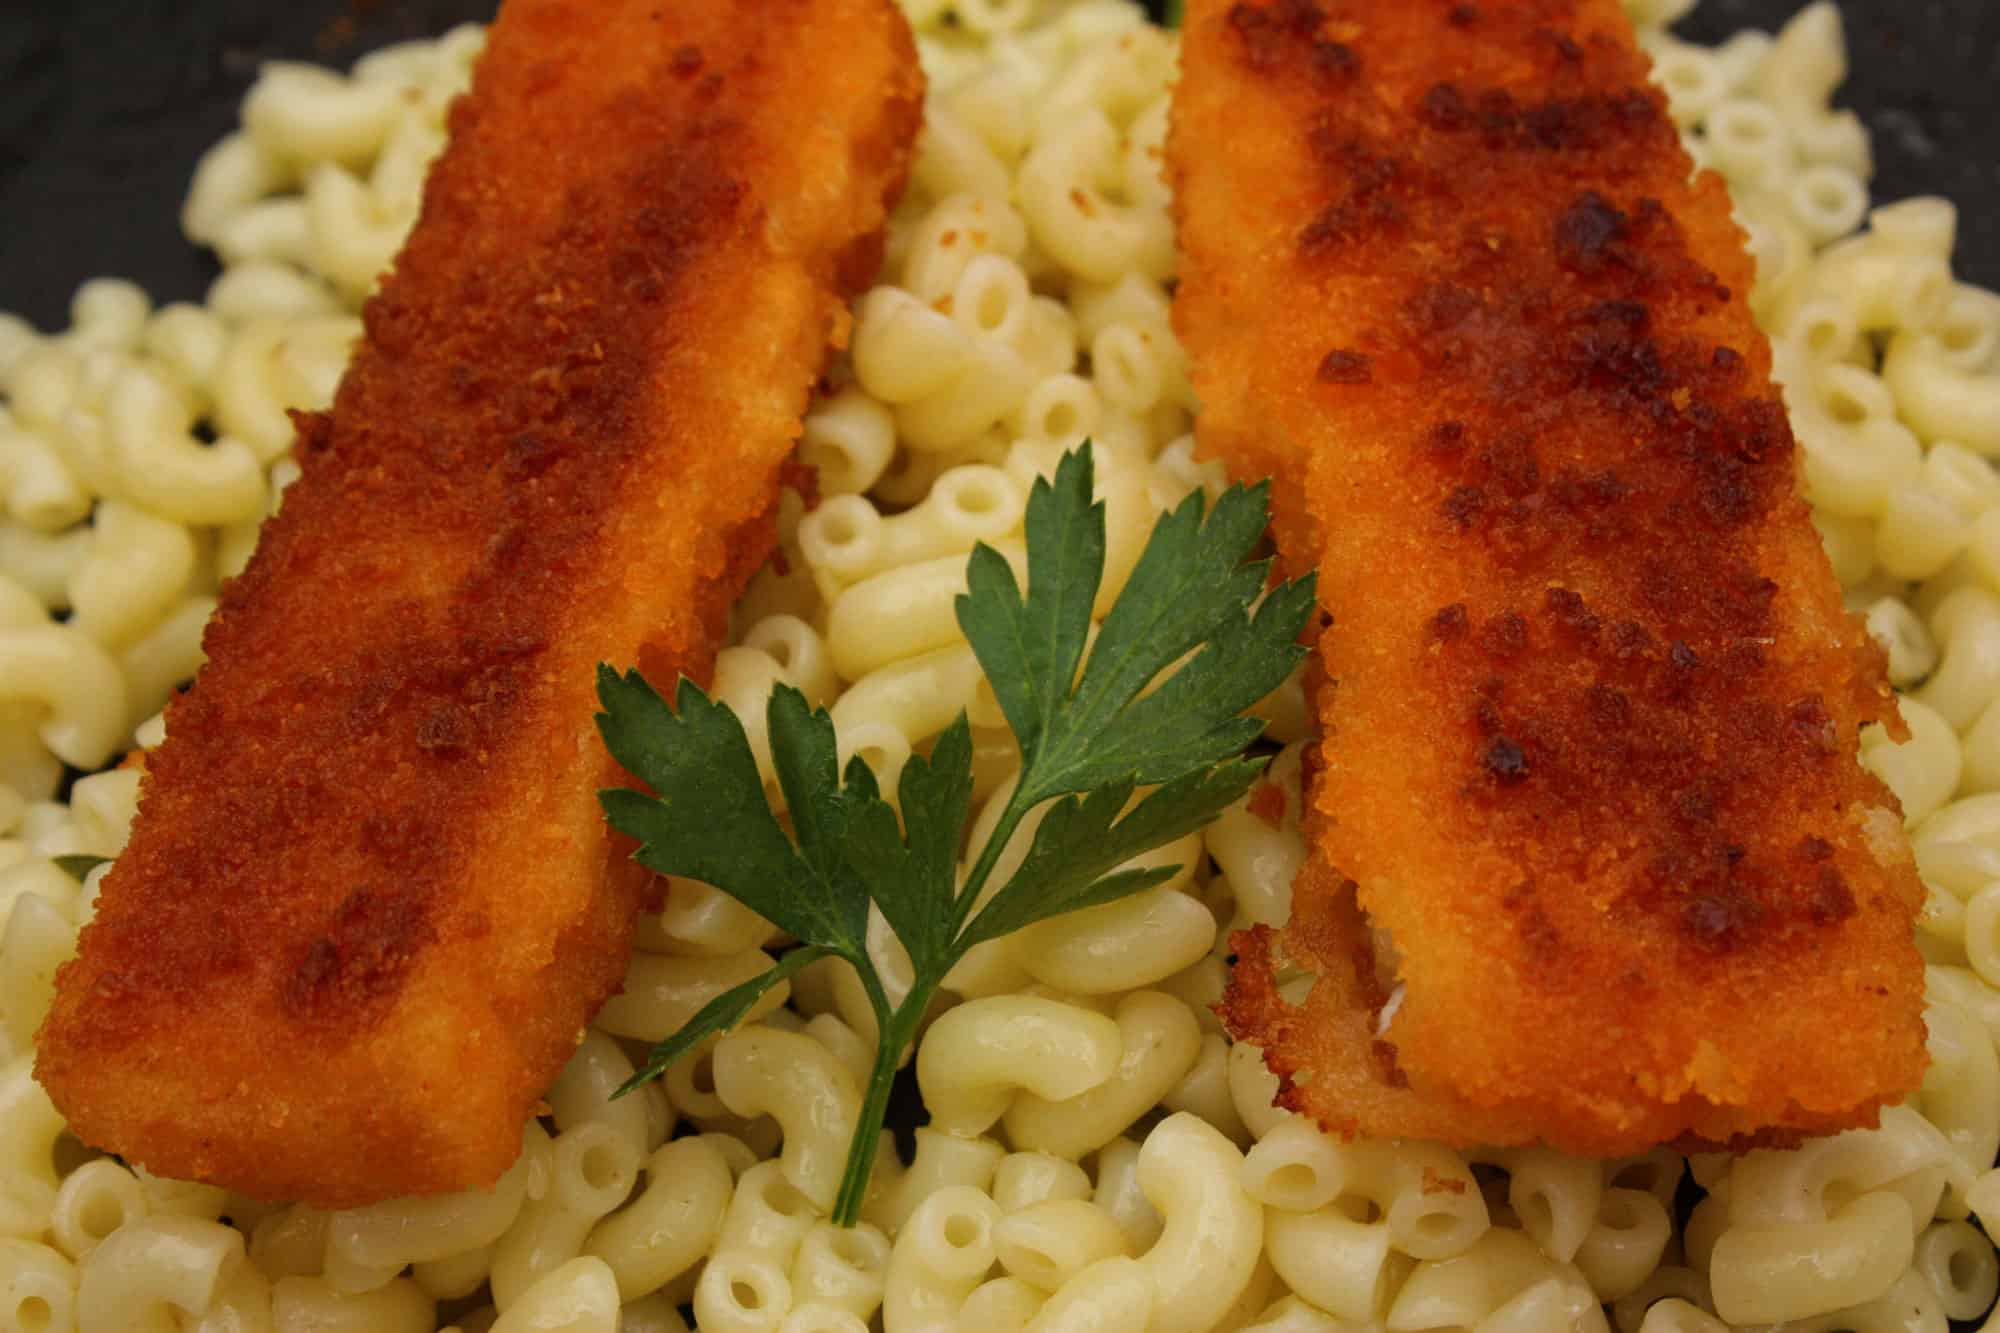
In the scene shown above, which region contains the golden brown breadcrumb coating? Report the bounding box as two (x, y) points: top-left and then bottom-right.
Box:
(37, 0), (922, 1206)
(1176, 0), (1927, 1152)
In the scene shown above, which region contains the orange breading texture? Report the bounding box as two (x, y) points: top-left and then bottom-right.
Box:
(36, 0), (922, 1207)
(1175, 0), (1927, 1152)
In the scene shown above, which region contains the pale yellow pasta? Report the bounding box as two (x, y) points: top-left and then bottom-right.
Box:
(7, 4), (2000, 1329)
(1726, 1104), (1959, 1236)
(270, 1274), (433, 1333)
(777, 1304), (871, 1333)
(1572, 1189), (1674, 1304)
(1859, 694), (1961, 823)
(875, 1133), (1006, 1249)
(917, 994), (1122, 1138)
(881, 1185), (1001, 1333)
(103, 363), (265, 524)
(2, 1236), (78, 1333)
(65, 499), (194, 654)
(992, 1153), (1092, 1215)
(204, 261), (340, 325)
(713, 1162), (819, 1275)
(210, 198), (315, 271)
(1161, 1033), (1249, 1148)
(1226, 1039), (1292, 1144)
(75, 1214), (245, 1333)
(1086, 1136), (1161, 1267)
(582, 1137), (732, 1303)
(47, 1159), (148, 1265)
(826, 544), (1021, 681)
(1611, 1266), (1714, 1333)
(486, 1256), (618, 1333)
(488, 1122), (639, 1310)
(0, 519), (90, 615)
(635, 877), (777, 961)
(0, 423), (90, 534)
(1920, 1000), (2000, 1210)
(1756, 4), (1869, 167)
(1206, 745), (1306, 930)
(1130, 1114), (1261, 1333)
(0, 889), (78, 1057)
(1886, 322), (2000, 458)
(1236, 1295), (1350, 1333)
(895, 334), (1039, 454)
(828, 642), (986, 758)
(1474, 1147), (1604, 1266)
(243, 61), (409, 167)
(956, 1276), (1044, 1333)
(1007, 872), (1214, 995)
(849, 287), (979, 406)
(593, 949), (788, 1044)
(119, 593), (217, 733)
(544, 1031), (654, 1158)
(323, 1127), (537, 1292)
(788, 1220), (891, 1323)
(1480, 1275), (1610, 1333)
(303, 161), (413, 301)
(0, 1054), (64, 1239)
(1019, 1255), (1151, 1333)
(614, 1292), (691, 1333)
(1705, 98), (1799, 192)
(1384, 1228), (1563, 1331)
(1263, 1206), (1401, 1325)
(1913, 1218), (1998, 1321)
(1919, 587), (2000, 729)
(210, 315), (357, 462)
(1876, 476), (1972, 580)
(1634, 1298), (1731, 1333)
(247, 1205), (329, 1283)
(1017, 110), (1172, 286)
(180, 130), (292, 249)
(694, 1250), (793, 1333)
(414, 1245), (491, 1302)
(992, 1199), (1128, 1293)
(1865, 594), (1939, 688)
(1709, 1190), (1913, 1323)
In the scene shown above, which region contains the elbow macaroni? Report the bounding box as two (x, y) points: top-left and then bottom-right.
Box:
(8, 3), (2000, 1332)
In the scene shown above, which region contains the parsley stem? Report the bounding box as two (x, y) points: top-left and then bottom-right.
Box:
(950, 788), (1035, 938)
(831, 984), (933, 1226)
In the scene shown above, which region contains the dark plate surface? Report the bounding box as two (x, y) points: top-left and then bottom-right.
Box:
(0, 0), (1993, 332)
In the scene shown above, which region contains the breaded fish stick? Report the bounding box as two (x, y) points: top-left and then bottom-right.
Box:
(1175, 0), (1925, 1152)
(37, 0), (921, 1205)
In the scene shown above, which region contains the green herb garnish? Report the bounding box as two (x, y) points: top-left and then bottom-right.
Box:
(594, 443), (1313, 1225)
(1162, 0), (1184, 28)
(53, 854), (110, 882)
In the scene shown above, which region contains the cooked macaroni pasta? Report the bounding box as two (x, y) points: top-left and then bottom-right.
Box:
(3, 1), (1999, 1330)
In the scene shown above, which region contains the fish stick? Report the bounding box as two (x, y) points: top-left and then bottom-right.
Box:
(1175, 0), (1926, 1152)
(36, 0), (922, 1206)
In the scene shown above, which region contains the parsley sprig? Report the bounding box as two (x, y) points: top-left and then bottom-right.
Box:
(594, 444), (1313, 1225)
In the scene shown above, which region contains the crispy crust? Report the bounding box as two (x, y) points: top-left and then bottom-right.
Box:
(36, 0), (922, 1206)
(1176, 0), (1926, 1152)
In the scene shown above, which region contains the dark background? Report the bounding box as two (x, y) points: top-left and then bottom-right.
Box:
(0, 0), (1994, 334)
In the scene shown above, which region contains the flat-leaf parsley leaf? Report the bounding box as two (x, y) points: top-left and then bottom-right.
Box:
(596, 443), (1313, 1224)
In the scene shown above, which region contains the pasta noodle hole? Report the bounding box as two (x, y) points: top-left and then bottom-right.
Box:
(759, 1175), (812, 1217)
(1267, 1164), (1322, 1204)
(1824, 385), (1870, 425)
(829, 1230), (875, 1267)
(78, 1193), (131, 1242)
(14, 1298), (53, 1332)
(943, 1210), (989, 1250)
(1332, 1193), (1383, 1225)
(580, 1143), (624, 1192)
